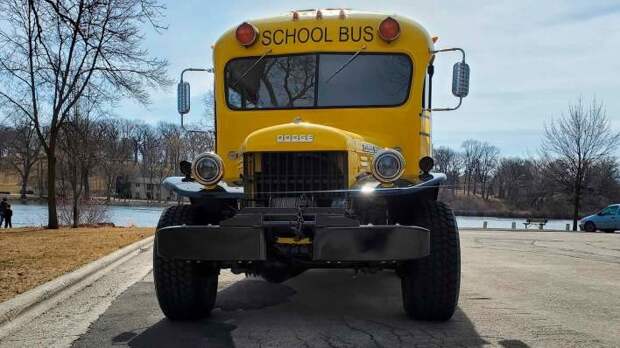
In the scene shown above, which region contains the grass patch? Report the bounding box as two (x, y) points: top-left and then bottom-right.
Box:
(0, 226), (153, 303)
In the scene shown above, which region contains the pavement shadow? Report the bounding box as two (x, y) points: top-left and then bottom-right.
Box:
(74, 271), (494, 347)
(126, 280), (296, 348)
(127, 319), (236, 348)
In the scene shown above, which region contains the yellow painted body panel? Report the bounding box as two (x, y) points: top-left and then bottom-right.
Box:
(212, 10), (434, 186)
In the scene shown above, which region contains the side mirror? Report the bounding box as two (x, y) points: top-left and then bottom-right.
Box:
(177, 81), (191, 115)
(430, 47), (469, 112)
(452, 62), (470, 98)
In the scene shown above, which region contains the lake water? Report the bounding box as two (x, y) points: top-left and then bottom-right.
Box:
(4, 201), (574, 230)
(6, 202), (165, 228)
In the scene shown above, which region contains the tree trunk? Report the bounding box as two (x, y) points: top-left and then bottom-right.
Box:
(72, 194), (79, 228)
(82, 169), (90, 200)
(106, 178), (112, 202)
(47, 153), (59, 229)
(464, 174), (469, 195)
(20, 174), (28, 200)
(572, 170), (582, 231)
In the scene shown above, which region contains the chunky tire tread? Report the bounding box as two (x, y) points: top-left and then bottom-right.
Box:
(401, 200), (460, 321)
(153, 205), (218, 321)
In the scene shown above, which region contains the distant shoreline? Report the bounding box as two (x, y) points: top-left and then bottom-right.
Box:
(5, 195), (579, 220)
(454, 210), (575, 220)
(5, 196), (176, 208)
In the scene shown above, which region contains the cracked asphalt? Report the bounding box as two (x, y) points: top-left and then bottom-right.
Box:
(7, 230), (620, 347)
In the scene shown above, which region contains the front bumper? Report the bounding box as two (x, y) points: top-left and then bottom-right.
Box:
(161, 173), (446, 199)
(156, 208), (430, 262)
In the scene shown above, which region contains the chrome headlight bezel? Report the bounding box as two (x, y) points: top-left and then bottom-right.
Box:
(192, 152), (224, 186)
(371, 149), (406, 183)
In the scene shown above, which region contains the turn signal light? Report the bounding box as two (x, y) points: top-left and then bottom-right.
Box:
(379, 17), (400, 42)
(236, 22), (258, 47)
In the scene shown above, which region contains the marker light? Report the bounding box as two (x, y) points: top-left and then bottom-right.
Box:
(192, 152), (224, 186)
(236, 22), (258, 47)
(180, 160), (192, 176)
(371, 149), (406, 183)
(379, 17), (401, 42)
(419, 156), (434, 173)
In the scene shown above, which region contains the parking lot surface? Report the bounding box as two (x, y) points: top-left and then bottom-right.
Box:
(5, 230), (620, 347)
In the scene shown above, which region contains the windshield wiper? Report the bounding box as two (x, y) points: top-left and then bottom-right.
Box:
(232, 48), (273, 88)
(324, 44), (367, 84)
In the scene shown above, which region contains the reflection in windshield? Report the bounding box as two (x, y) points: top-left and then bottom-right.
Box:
(226, 53), (412, 109)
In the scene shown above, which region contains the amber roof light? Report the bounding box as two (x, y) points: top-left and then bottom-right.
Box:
(379, 17), (401, 42)
(236, 22), (258, 47)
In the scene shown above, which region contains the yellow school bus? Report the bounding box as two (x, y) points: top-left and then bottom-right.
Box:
(156, 9), (470, 322)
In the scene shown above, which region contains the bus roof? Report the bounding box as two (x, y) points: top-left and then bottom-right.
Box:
(213, 9), (434, 62)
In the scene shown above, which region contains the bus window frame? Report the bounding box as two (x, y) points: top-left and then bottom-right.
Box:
(223, 51), (415, 111)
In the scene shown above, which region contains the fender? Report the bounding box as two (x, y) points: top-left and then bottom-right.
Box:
(162, 173), (446, 200)
(162, 177), (244, 199)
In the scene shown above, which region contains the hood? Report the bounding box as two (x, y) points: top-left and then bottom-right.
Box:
(241, 121), (365, 153)
(579, 214), (596, 223)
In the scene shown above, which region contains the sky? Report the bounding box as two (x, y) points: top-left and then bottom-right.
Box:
(117, 0), (620, 157)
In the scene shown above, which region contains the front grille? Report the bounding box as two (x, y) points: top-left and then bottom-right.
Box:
(244, 152), (348, 199)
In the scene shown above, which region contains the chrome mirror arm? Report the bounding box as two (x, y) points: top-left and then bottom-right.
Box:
(429, 97), (462, 112)
(178, 68), (214, 133)
(427, 47), (469, 112)
(431, 47), (466, 63)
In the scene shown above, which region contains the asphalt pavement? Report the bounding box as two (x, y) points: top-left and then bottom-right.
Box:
(3, 230), (620, 347)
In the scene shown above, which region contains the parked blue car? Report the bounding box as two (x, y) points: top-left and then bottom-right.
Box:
(579, 204), (619, 233)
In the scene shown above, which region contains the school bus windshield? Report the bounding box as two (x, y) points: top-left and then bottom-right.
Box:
(225, 53), (413, 110)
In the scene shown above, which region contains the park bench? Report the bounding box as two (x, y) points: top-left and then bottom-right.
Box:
(523, 218), (548, 229)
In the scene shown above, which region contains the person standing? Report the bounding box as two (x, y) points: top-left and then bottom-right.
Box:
(0, 198), (7, 227)
(3, 204), (12, 228)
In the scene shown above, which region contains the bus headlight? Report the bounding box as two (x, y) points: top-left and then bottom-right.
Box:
(192, 152), (224, 186)
(371, 149), (405, 183)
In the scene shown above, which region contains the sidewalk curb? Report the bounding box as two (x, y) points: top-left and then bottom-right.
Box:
(0, 235), (154, 329)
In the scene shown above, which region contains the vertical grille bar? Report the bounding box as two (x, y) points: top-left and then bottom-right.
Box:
(244, 152), (348, 199)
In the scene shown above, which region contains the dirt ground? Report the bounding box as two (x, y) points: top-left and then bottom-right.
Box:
(0, 226), (154, 303)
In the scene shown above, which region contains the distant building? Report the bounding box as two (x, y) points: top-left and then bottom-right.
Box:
(0, 165), (179, 202)
(126, 176), (176, 201)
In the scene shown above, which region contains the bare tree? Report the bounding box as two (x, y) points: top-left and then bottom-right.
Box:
(57, 96), (106, 227)
(137, 125), (162, 201)
(3, 119), (42, 198)
(541, 98), (620, 230)
(461, 139), (484, 195)
(158, 122), (183, 176)
(202, 90), (215, 131)
(476, 143), (500, 199)
(99, 118), (133, 201)
(434, 146), (462, 195)
(0, 0), (169, 228)
(183, 129), (214, 159)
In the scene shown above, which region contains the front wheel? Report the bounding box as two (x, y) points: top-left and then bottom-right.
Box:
(584, 221), (596, 232)
(400, 200), (460, 321)
(153, 205), (219, 321)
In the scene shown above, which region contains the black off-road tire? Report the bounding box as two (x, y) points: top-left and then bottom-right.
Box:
(153, 205), (219, 321)
(584, 221), (596, 232)
(400, 200), (460, 321)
